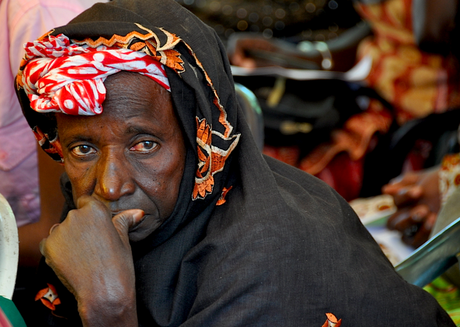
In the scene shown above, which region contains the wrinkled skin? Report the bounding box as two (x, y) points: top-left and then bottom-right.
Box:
(382, 167), (440, 248)
(39, 72), (186, 326)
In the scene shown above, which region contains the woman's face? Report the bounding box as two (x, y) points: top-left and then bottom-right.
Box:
(56, 72), (186, 242)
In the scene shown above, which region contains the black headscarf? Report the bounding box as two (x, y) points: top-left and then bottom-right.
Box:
(16, 0), (455, 326)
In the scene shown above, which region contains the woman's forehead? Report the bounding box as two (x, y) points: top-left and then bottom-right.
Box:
(103, 72), (173, 116)
(57, 72), (179, 139)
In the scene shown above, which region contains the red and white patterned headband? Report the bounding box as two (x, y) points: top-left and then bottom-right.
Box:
(20, 34), (170, 116)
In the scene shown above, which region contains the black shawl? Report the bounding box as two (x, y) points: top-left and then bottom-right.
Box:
(16, 0), (454, 326)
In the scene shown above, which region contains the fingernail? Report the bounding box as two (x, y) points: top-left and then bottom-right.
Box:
(49, 223), (60, 235)
(412, 213), (422, 222)
(408, 186), (423, 198)
(39, 239), (46, 256)
(396, 188), (408, 196)
(425, 213), (437, 229)
(414, 206), (429, 222)
(133, 210), (144, 221)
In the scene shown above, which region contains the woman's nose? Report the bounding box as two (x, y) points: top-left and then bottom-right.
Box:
(93, 151), (135, 201)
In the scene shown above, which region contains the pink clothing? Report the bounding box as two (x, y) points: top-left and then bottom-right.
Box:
(0, 0), (106, 226)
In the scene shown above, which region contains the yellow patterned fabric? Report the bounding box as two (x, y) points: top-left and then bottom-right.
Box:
(355, 0), (460, 125)
(440, 153), (460, 206)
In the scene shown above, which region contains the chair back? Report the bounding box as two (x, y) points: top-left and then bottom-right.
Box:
(0, 194), (18, 299)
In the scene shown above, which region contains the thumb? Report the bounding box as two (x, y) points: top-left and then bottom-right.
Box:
(112, 209), (144, 244)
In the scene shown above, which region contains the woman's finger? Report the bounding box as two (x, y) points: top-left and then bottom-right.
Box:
(49, 223), (60, 235)
(402, 212), (437, 248)
(391, 185), (424, 207)
(39, 238), (47, 256)
(387, 204), (430, 232)
(112, 209), (144, 245)
(382, 172), (420, 196)
(386, 208), (413, 231)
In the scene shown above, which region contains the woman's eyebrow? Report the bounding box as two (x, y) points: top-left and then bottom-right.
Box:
(60, 134), (94, 147)
(126, 126), (152, 135)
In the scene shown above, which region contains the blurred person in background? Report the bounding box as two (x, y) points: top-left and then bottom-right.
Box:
(367, 1), (460, 321)
(377, 0), (460, 249)
(225, 0), (460, 203)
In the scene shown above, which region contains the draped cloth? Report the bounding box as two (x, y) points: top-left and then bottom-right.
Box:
(15, 0), (455, 326)
(19, 34), (170, 116)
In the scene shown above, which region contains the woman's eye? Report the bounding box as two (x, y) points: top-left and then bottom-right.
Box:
(70, 145), (96, 157)
(130, 140), (158, 153)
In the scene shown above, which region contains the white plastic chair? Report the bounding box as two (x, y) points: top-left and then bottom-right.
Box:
(0, 193), (19, 299)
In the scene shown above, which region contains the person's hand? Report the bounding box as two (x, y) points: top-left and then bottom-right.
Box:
(227, 34), (281, 68)
(39, 195), (145, 326)
(382, 167), (441, 248)
(227, 33), (322, 69)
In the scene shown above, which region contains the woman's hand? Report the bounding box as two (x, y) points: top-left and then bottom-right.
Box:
(39, 195), (144, 326)
(382, 167), (441, 248)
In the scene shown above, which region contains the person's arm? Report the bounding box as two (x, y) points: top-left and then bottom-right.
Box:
(40, 196), (143, 326)
(227, 21), (372, 72)
(412, 0), (459, 53)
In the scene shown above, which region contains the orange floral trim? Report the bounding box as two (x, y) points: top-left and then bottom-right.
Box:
(48, 134), (64, 159)
(32, 126), (46, 148)
(71, 24), (185, 74)
(72, 28), (156, 48)
(35, 283), (61, 311)
(32, 126), (64, 163)
(321, 313), (342, 327)
(182, 43), (233, 139)
(193, 118), (240, 200)
(216, 186), (233, 206)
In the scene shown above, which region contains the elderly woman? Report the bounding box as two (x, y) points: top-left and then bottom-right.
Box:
(15, 0), (454, 326)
